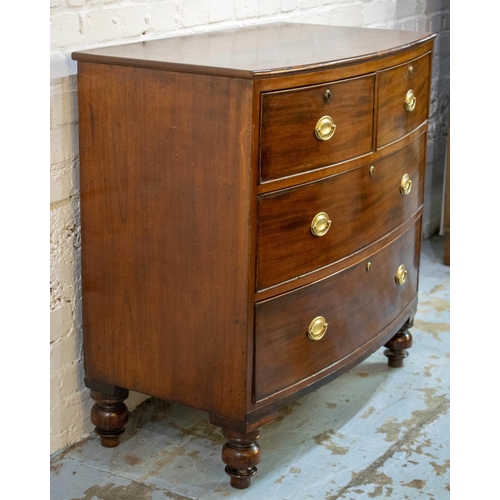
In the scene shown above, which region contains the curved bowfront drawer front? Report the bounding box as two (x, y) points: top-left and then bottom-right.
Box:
(254, 220), (420, 402)
(256, 133), (426, 291)
(259, 75), (375, 182)
(377, 53), (431, 148)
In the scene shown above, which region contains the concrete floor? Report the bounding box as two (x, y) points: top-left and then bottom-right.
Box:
(51, 235), (450, 500)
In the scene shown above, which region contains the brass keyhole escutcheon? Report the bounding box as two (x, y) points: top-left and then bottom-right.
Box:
(308, 316), (328, 341)
(400, 173), (412, 196)
(366, 262), (372, 272)
(323, 89), (331, 102)
(404, 89), (417, 112)
(310, 212), (331, 237)
(395, 265), (407, 286)
(408, 65), (414, 76)
(315, 116), (336, 141)
(369, 166), (375, 177)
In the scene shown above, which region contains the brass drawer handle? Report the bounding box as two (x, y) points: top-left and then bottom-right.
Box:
(404, 89), (417, 112)
(308, 316), (328, 341)
(400, 173), (412, 196)
(310, 212), (331, 237)
(315, 115), (336, 141)
(395, 264), (407, 286)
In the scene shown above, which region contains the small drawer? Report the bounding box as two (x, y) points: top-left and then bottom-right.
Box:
(377, 53), (431, 148)
(256, 134), (426, 291)
(259, 75), (375, 182)
(254, 221), (420, 401)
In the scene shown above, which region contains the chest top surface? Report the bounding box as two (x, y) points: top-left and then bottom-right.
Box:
(71, 22), (434, 78)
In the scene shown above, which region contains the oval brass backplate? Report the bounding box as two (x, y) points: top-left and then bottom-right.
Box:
(404, 89), (416, 112)
(395, 264), (407, 286)
(314, 116), (336, 141)
(310, 212), (331, 237)
(308, 316), (328, 341)
(400, 173), (412, 196)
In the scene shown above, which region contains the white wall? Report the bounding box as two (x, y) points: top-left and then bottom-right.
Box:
(50, 0), (450, 454)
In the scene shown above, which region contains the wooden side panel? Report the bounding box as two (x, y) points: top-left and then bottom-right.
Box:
(77, 63), (254, 419)
(254, 220), (421, 401)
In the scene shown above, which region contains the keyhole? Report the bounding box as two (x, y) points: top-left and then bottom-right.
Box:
(323, 89), (331, 103)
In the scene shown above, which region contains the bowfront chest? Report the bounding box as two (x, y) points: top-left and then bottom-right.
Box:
(72, 23), (435, 489)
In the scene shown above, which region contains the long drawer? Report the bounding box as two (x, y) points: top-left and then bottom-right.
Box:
(254, 220), (421, 401)
(256, 133), (425, 291)
(259, 74), (374, 182)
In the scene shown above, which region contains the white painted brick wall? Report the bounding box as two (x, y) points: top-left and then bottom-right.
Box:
(328, 3), (364, 26)
(50, 0), (450, 455)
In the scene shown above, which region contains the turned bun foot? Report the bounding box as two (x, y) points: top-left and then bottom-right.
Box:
(384, 322), (413, 368)
(222, 428), (261, 489)
(225, 468), (257, 489)
(90, 388), (129, 447)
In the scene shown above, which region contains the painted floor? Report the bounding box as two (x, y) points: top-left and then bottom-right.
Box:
(51, 235), (450, 500)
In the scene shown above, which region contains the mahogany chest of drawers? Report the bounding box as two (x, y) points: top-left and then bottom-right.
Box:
(72, 23), (435, 489)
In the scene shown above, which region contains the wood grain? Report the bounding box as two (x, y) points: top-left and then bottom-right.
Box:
(377, 53), (431, 148)
(72, 23), (434, 79)
(257, 133), (426, 290)
(78, 62), (255, 420)
(260, 75), (374, 181)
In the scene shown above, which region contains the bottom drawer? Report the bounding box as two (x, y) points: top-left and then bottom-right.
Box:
(254, 221), (421, 402)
